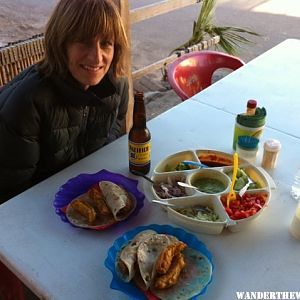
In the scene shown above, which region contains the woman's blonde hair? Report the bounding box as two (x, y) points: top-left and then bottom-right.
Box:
(38, 0), (128, 78)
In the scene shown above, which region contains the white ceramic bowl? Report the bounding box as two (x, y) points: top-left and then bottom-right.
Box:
(187, 169), (231, 196)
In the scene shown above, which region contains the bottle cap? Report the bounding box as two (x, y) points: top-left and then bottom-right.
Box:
(247, 99), (257, 109)
(236, 107), (267, 128)
(263, 139), (281, 152)
(238, 136), (259, 150)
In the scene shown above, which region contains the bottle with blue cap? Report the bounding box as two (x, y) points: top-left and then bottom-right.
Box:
(236, 136), (259, 164)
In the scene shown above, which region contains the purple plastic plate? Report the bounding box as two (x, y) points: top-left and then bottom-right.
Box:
(53, 169), (145, 230)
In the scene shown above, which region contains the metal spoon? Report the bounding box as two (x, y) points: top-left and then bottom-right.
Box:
(177, 181), (199, 190)
(152, 200), (190, 209)
(130, 170), (154, 184)
(152, 200), (177, 207)
(131, 170), (171, 194)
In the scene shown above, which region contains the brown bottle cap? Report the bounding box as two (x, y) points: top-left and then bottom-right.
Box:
(247, 99), (257, 108)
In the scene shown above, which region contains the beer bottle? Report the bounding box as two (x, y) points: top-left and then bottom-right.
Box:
(128, 91), (151, 175)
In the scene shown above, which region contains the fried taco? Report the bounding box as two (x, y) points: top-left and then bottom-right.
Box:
(66, 192), (116, 228)
(136, 234), (179, 290)
(115, 230), (156, 282)
(69, 198), (97, 224)
(99, 181), (136, 221)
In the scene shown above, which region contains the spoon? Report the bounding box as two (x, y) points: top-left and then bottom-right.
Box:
(177, 182), (199, 190)
(226, 152), (238, 208)
(152, 200), (191, 209)
(151, 200), (214, 213)
(131, 170), (171, 194)
(130, 170), (154, 184)
(182, 160), (208, 168)
(152, 200), (178, 207)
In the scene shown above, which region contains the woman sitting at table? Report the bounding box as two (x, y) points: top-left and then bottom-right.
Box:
(0, 0), (129, 203)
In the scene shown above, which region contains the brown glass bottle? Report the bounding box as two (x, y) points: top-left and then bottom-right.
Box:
(128, 91), (151, 175)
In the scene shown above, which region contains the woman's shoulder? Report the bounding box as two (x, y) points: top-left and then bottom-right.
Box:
(0, 65), (55, 107)
(0, 66), (57, 132)
(113, 75), (129, 94)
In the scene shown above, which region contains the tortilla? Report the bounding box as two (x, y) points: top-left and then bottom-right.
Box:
(99, 181), (136, 221)
(115, 230), (156, 282)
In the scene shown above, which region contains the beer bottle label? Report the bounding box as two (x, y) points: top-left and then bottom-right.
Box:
(129, 140), (151, 166)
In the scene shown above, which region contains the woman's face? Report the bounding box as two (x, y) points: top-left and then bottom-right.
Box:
(66, 36), (114, 90)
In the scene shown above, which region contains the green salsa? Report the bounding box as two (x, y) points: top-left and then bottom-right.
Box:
(193, 178), (226, 194)
(176, 206), (220, 222)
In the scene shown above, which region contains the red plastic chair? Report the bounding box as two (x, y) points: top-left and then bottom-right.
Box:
(167, 50), (245, 100)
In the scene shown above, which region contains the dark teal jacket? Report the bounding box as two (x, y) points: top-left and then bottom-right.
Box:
(0, 66), (129, 203)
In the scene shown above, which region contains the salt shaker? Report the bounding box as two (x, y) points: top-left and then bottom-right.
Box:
(261, 139), (281, 169)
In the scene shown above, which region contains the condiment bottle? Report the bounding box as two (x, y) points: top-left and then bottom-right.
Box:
(261, 139), (281, 169)
(129, 91), (151, 175)
(246, 99), (257, 116)
(236, 136), (259, 165)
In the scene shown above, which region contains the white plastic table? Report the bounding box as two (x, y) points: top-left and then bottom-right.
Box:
(0, 39), (300, 300)
(191, 38), (300, 140)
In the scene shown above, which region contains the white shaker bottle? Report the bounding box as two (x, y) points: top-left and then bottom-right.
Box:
(261, 139), (281, 169)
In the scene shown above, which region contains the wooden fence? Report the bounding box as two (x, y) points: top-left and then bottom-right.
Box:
(116, 0), (219, 130)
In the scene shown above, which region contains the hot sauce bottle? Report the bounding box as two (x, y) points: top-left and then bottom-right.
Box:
(128, 91), (151, 175)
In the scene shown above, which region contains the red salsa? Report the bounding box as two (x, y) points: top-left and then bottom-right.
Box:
(221, 192), (268, 220)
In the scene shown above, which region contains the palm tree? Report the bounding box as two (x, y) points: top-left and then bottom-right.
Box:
(173, 0), (260, 55)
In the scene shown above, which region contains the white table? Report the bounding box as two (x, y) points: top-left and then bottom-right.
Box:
(0, 39), (300, 300)
(191, 38), (300, 140)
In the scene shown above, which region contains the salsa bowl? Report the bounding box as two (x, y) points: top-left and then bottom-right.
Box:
(147, 149), (272, 234)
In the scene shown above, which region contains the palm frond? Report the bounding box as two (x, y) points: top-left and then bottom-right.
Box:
(196, 0), (216, 29)
(172, 0), (260, 55)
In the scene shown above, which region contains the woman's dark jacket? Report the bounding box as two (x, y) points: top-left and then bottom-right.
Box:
(0, 66), (129, 203)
